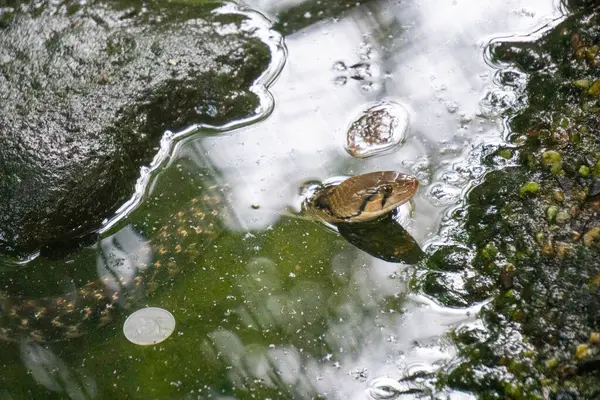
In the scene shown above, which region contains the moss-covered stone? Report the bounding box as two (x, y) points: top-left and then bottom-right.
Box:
(0, 0), (273, 257)
(542, 150), (563, 174)
(419, 3), (600, 397)
(519, 181), (540, 196)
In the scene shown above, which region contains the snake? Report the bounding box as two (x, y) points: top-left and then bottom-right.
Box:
(302, 171), (419, 224)
(0, 171), (419, 343)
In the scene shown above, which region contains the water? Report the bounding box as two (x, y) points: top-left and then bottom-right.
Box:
(0, 0), (569, 398)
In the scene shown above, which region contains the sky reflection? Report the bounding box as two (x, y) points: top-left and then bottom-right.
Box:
(191, 0), (561, 240)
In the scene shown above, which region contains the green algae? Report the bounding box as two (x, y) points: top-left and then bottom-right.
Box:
(520, 181), (541, 196)
(541, 150), (563, 174)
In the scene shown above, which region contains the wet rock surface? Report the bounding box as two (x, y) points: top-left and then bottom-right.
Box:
(419, 4), (600, 397)
(0, 0), (271, 256)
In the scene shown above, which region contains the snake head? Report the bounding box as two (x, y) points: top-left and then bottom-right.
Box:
(306, 171), (419, 223)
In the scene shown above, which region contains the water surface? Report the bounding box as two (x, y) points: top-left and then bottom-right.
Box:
(0, 0), (567, 398)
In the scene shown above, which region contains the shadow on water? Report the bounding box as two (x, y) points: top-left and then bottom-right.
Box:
(337, 212), (424, 264)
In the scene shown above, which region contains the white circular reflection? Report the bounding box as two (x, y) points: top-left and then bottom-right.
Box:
(123, 307), (176, 346)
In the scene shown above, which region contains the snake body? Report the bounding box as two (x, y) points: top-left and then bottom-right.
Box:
(0, 171), (418, 343)
(0, 185), (228, 343)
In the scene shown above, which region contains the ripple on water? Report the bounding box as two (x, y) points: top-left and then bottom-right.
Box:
(477, 88), (519, 119)
(367, 377), (422, 399)
(427, 183), (463, 207)
(346, 101), (411, 159)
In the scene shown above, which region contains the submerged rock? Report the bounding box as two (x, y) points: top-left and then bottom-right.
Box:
(345, 101), (410, 159)
(0, 0), (274, 256)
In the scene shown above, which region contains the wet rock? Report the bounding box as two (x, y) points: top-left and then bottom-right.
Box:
(0, 0), (272, 256)
(589, 178), (600, 197)
(429, 7), (600, 397)
(555, 210), (571, 224)
(345, 101), (410, 158)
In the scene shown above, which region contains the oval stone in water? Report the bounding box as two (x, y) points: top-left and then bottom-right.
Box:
(123, 307), (176, 346)
(346, 101), (410, 158)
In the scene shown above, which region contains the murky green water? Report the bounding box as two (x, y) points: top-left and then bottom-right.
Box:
(1, 0), (583, 398)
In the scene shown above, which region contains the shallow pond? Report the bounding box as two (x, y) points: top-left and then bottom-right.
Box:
(0, 0), (574, 398)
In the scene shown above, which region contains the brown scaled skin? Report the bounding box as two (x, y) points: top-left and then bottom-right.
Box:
(304, 171), (419, 223)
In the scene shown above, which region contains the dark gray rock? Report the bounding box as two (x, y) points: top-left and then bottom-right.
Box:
(0, 0), (272, 256)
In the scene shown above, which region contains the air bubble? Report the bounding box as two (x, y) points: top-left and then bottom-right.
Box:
(332, 61), (347, 71)
(334, 76), (348, 86)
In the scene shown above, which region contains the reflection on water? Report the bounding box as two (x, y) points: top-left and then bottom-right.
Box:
(0, 0), (567, 398)
(337, 211), (424, 264)
(96, 226), (152, 294)
(21, 342), (97, 400)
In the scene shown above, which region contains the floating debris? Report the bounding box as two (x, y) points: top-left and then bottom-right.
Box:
(123, 307), (176, 346)
(346, 101), (410, 158)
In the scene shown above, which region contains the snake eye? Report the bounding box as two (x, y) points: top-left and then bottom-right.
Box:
(380, 184), (394, 207)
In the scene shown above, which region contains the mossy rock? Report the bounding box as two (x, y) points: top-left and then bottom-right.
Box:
(0, 0), (272, 256)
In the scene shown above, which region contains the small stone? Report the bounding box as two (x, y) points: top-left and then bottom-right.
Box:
(519, 181), (540, 196)
(593, 161), (600, 177)
(589, 179), (600, 197)
(345, 101), (410, 158)
(541, 151), (563, 175)
(555, 241), (570, 257)
(541, 241), (554, 256)
(553, 129), (569, 147)
(482, 242), (499, 259)
(576, 343), (590, 359)
(546, 206), (558, 222)
(572, 79), (591, 89)
(553, 190), (565, 202)
(499, 263), (516, 289)
(583, 227), (600, 246)
(555, 210), (571, 224)
(589, 80), (600, 96)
